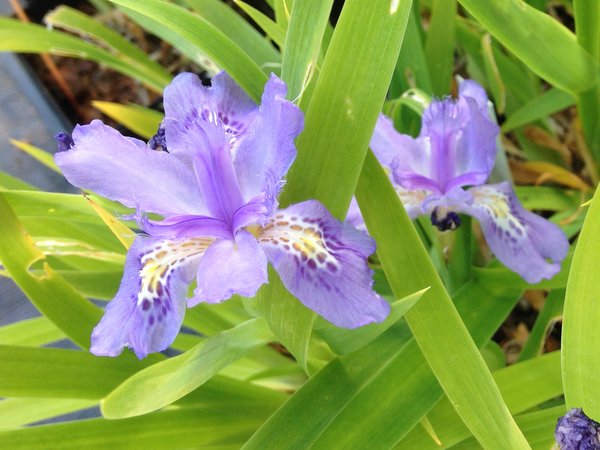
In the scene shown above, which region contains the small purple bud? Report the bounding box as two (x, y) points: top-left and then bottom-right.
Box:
(430, 208), (461, 231)
(555, 408), (600, 449)
(148, 123), (167, 152)
(55, 132), (74, 153)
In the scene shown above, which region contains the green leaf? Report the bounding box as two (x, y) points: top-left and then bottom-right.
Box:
(391, 6), (433, 97)
(0, 407), (268, 450)
(0, 398), (96, 431)
(244, 276), (524, 449)
(424, 0), (457, 95)
(92, 102), (162, 139)
(109, 0), (268, 101)
(252, 270), (316, 373)
(0, 172), (37, 190)
(280, 0), (334, 101)
(562, 186), (600, 419)
(0, 194), (102, 349)
(0, 317), (65, 347)
(574, 0), (600, 61)
(457, 0), (598, 95)
(101, 317), (273, 418)
(398, 351), (563, 448)
(257, 0), (413, 369)
(356, 152), (529, 448)
(0, 345), (152, 399)
(518, 289), (564, 362)
(453, 405), (566, 450)
(0, 18), (166, 92)
(315, 288), (428, 355)
(45, 5), (171, 87)
(184, 0), (281, 71)
(9, 140), (60, 174)
(235, 1), (286, 48)
(501, 88), (575, 132)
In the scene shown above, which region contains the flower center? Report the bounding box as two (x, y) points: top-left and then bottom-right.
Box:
(430, 207), (461, 231)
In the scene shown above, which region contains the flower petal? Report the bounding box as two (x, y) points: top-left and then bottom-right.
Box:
(259, 200), (390, 328)
(55, 120), (206, 216)
(166, 117), (246, 221)
(163, 72), (258, 154)
(138, 214), (232, 240)
(234, 74), (304, 215)
(190, 230), (268, 305)
(91, 236), (211, 358)
(370, 113), (415, 169)
(420, 87), (499, 192)
(462, 182), (569, 283)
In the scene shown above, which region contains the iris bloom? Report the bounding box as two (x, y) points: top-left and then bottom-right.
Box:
(555, 408), (600, 449)
(56, 72), (389, 358)
(356, 80), (568, 284)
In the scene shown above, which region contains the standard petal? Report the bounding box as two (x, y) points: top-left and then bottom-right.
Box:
(461, 182), (569, 283)
(419, 86), (499, 192)
(163, 71), (258, 153)
(90, 236), (211, 358)
(165, 117), (246, 221)
(190, 230), (268, 305)
(55, 120), (206, 216)
(259, 200), (390, 328)
(234, 74), (304, 215)
(459, 79), (490, 111)
(369, 113), (410, 169)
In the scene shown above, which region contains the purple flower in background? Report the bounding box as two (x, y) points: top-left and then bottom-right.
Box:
(555, 408), (600, 449)
(55, 72), (389, 358)
(364, 80), (568, 284)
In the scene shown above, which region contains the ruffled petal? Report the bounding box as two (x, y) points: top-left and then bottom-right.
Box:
(190, 230), (268, 305)
(55, 120), (206, 216)
(162, 72), (258, 156)
(90, 236), (211, 358)
(420, 86), (499, 192)
(462, 183), (569, 283)
(259, 200), (390, 328)
(234, 74), (304, 215)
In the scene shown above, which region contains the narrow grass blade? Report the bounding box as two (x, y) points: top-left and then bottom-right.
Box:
(235, 1), (286, 48)
(424, 0), (457, 95)
(84, 195), (135, 249)
(0, 398), (96, 431)
(184, 0), (281, 71)
(0, 345), (152, 399)
(0, 18), (166, 92)
(518, 289), (564, 362)
(280, 0), (334, 101)
(0, 194), (101, 348)
(562, 187), (600, 419)
(45, 5), (171, 87)
(92, 102), (162, 139)
(501, 88), (575, 132)
(457, 0), (598, 95)
(9, 140), (60, 174)
(101, 317), (273, 418)
(0, 317), (65, 347)
(108, 0), (268, 101)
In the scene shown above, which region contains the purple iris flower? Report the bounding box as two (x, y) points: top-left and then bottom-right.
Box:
(555, 408), (600, 449)
(55, 72), (389, 358)
(356, 80), (568, 284)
